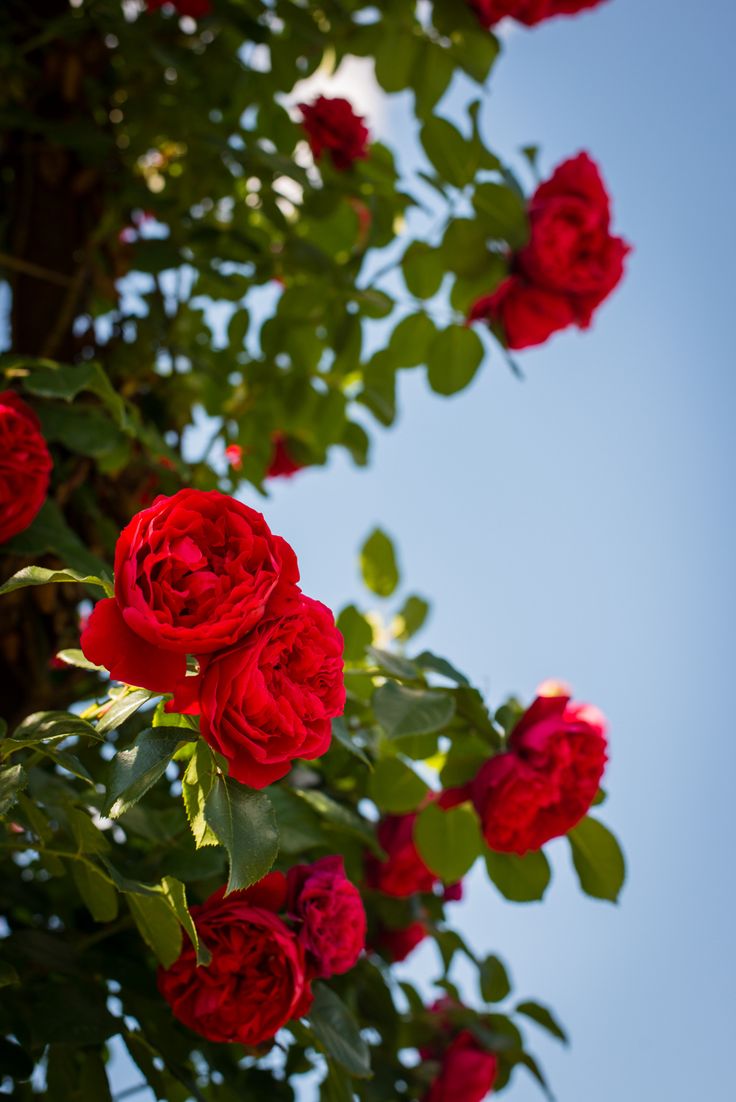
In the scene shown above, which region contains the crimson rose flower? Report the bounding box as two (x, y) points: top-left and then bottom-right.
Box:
(425, 1030), (498, 1102)
(375, 920), (428, 963)
(299, 96), (370, 171)
(365, 814), (438, 898)
(469, 0), (607, 28)
(267, 434), (303, 479)
(158, 873), (311, 1046)
(287, 856), (365, 977)
(470, 153), (630, 349)
(81, 489), (298, 693)
(0, 391), (52, 545)
(147, 0), (212, 17)
(190, 592), (344, 787)
(471, 683), (607, 854)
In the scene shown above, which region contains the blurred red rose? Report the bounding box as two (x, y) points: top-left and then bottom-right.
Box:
(469, 0), (607, 28)
(376, 920), (428, 963)
(158, 873), (311, 1046)
(147, 0), (212, 17)
(365, 813), (438, 898)
(224, 443), (243, 471)
(192, 592), (345, 787)
(471, 683), (607, 854)
(267, 434), (302, 479)
(287, 855), (365, 977)
(81, 489), (298, 693)
(425, 1030), (498, 1102)
(0, 391), (52, 545)
(470, 152), (629, 349)
(299, 96), (370, 171)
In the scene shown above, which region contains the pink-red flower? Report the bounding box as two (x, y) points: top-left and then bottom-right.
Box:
(470, 152), (630, 349)
(469, 0), (608, 29)
(471, 682), (607, 854)
(287, 856), (365, 977)
(159, 873), (311, 1046)
(185, 591), (345, 787)
(365, 813), (438, 898)
(81, 489), (298, 693)
(375, 920), (428, 963)
(422, 1000), (498, 1102)
(299, 96), (370, 171)
(267, 434), (303, 479)
(0, 391), (52, 545)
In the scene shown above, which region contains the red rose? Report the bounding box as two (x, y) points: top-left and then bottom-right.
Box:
(287, 856), (365, 977)
(375, 920), (428, 963)
(224, 443), (243, 471)
(471, 684), (607, 854)
(299, 96), (370, 171)
(469, 0), (607, 28)
(425, 1030), (498, 1102)
(365, 814), (438, 898)
(192, 592), (345, 787)
(470, 153), (629, 349)
(147, 0), (212, 17)
(267, 434), (303, 480)
(158, 873), (311, 1047)
(0, 391), (52, 545)
(81, 489), (298, 693)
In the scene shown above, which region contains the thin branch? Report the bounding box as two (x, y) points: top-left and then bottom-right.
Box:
(0, 250), (73, 288)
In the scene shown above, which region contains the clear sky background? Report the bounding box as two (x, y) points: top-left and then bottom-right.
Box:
(110, 1), (736, 1098)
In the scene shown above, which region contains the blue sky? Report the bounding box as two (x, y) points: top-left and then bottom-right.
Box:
(109, 0), (736, 1098)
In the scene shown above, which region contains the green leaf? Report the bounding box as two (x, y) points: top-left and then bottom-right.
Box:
(331, 717), (371, 768)
(0, 764), (27, 816)
(0, 565), (110, 597)
(367, 647), (420, 681)
(55, 649), (103, 672)
(71, 861), (119, 923)
(96, 689), (154, 734)
(204, 775), (279, 894)
(337, 604), (374, 662)
(393, 594), (430, 641)
(516, 1001), (568, 1044)
(472, 182), (528, 249)
(309, 983), (372, 1079)
(414, 651), (470, 686)
(568, 816), (626, 903)
(484, 849), (551, 903)
(420, 117), (480, 188)
(3, 501), (111, 581)
(368, 757), (429, 814)
(373, 682), (455, 738)
(158, 875), (210, 967)
(427, 325), (484, 396)
(479, 954), (511, 1003)
(441, 219), (492, 278)
(388, 313), (436, 368)
(8, 710), (101, 750)
(401, 241), (445, 300)
(182, 741), (220, 848)
(20, 358), (129, 429)
(360, 528), (399, 597)
(414, 802), (483, 882)
(103, 728), (182, 819)
(127, 893), (183, 970)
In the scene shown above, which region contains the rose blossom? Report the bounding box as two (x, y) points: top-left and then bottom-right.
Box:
(470, 152), (630, 349)
(364, 813), (438, 898)
(471, 682), (607, 854)
(299, 96), (370, 171)
(286, 856), (365, 977)
(158, 873), (311, 1046)
(81, 489), (298, 693)
(421, 999), (499, 1102)
(187, 591), (345, 787)
(469, 0), (607, 28)
(375, 920), (428, 963)
(0, 391), (52, 545)
(267, 434), (302, 479)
